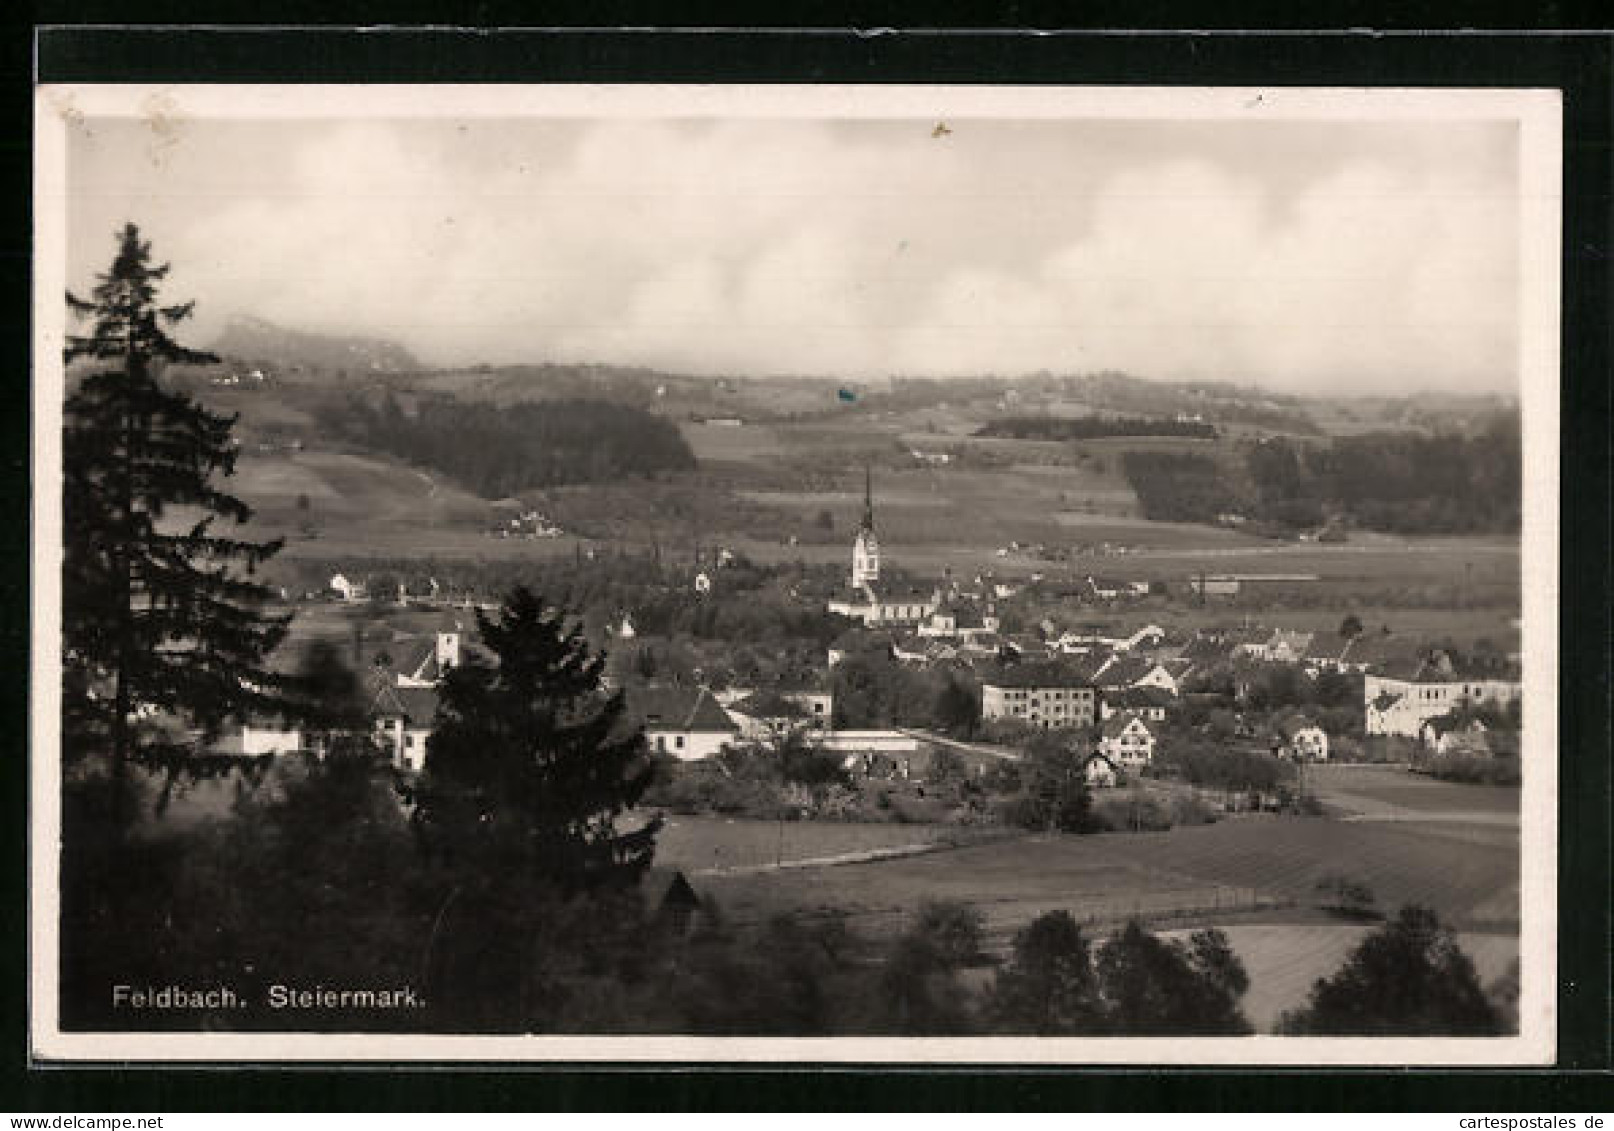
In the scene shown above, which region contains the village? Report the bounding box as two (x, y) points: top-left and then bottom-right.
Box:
(226, 468), (1523, 824)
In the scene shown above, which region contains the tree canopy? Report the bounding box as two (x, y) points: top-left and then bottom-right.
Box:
(1279, 905), (1504, 1035)
(989, 913), (1252, 1035)
(412, 586), (659, 896)
(62, 223), (292, 796)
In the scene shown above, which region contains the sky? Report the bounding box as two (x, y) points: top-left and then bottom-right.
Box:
(63, 113), (1523, 394)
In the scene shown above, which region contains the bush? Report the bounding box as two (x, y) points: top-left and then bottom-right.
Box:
(1091, 792), (1174, 833)
(1423, 753), (1520, 786)
(1313, 872), (1380, 920)
(1167, 792), (1219, 827)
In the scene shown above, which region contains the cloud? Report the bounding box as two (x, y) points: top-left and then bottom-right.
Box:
(71, 116), (1520, 393)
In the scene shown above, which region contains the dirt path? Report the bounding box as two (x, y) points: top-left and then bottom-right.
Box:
(691, 839), (953, 877)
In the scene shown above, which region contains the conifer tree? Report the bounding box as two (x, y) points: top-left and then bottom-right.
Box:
(62, 224), (291, 802)
(413, 586), (659, 895)
(412, 587), (660, 1029)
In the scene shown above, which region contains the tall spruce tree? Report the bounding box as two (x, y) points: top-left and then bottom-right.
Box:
(412, 588), (660, 1029)
(413, 586), (659, 894)
(62, 224), (291, 800)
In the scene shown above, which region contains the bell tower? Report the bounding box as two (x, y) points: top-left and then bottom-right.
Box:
(851, 465), (880, 588)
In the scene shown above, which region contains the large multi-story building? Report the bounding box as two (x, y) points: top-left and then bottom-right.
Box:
(1363, 660), (1522, 737)
(981, 663), (1099, 730)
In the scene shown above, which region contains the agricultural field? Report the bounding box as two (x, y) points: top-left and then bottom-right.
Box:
(653, 816), (974, 874)
(1308, 765), (1521, 818)
(684, 809), (1518, 943)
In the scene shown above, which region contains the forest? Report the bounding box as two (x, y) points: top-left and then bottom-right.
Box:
(1123, 415), (1522, 534)
(975, 415), (1219, 441)
(326, 393), (697, 497)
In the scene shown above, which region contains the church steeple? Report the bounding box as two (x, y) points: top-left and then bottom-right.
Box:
(861, 464), (875, 531)
(851, 464), (880, 588)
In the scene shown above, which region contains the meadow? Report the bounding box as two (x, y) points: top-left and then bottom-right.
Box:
(653, 816), (975, 874)
(1308, 764), (1521, 817)
(679, 797), (1518, 944)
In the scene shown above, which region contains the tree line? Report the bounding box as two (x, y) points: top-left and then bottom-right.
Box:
(1123, 420), (1521, 534)
(324, 391), (697, 498)
(975, 415), (1219, 441)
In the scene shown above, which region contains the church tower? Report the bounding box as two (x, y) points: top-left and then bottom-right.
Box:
(851, 465), (880, 588)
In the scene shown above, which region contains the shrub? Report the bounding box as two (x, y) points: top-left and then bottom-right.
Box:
(1313, 872), (1380, 920)
(1167, 792), (1219, 827)
(1091, 792), (1174, 833)
(1424, 753), (1520, 786)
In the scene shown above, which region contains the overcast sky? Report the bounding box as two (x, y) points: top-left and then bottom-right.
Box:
(64, 114), (1522, 394)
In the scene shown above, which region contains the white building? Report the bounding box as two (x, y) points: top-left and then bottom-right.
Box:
(1099, 713), (1156, 767)
(370, 684), (439, 773)
(1363, 670), (1522, 737)
(328, 573), (367, 602)
(632, 685), (740, 761)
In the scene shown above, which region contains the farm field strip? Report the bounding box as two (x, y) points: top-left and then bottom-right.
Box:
(682, 816), (1518, 938)
(1308, 766), (1522, 815)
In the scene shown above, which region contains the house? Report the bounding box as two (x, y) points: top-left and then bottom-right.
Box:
(1099, 712), (1156, 767)
(370, 682), (440, 772)
(1265, 630), (1314, 663)
(725, 686), (834, 738)
(630, 685), (740, 761)
(1301, 633), (1355, 675)
(980, 661), (1099, 729)
(1338, 633), (1426, 676)
(1093, 654), (1180, 697)
(1272, 714), (1330, 762)
(1100, 685), (1173, 723)
(328, 573), (367, 602)
(393, 621), (464, 688)
(1081, 752), (1123, 789)
(1419, 715), (1492, 756)
(916, 599), (997, 640)
(1238, 628), (1315, 664)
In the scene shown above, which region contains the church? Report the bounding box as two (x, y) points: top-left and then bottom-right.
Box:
(826, 468), (939, 627)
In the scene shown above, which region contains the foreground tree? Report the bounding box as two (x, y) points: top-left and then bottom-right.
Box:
(62, 224), (291, 820)
(1279, 905), (1504, 1035)
(988, 911), (1102, 1033)
(1093, 921), (1253, 1035)
(411, 587), (660, 1029)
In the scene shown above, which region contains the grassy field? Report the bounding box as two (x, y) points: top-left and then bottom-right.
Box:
(679, 421), (787, 463)
(1309, 765), (1521, 817)
(654, 816), (968, 873)
(687, 809), (1518, 943)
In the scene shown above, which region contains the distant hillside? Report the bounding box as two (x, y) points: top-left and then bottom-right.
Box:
(210, 315), (421, 375)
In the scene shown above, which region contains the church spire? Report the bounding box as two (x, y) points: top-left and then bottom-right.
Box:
(861, 464), (875, 531)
